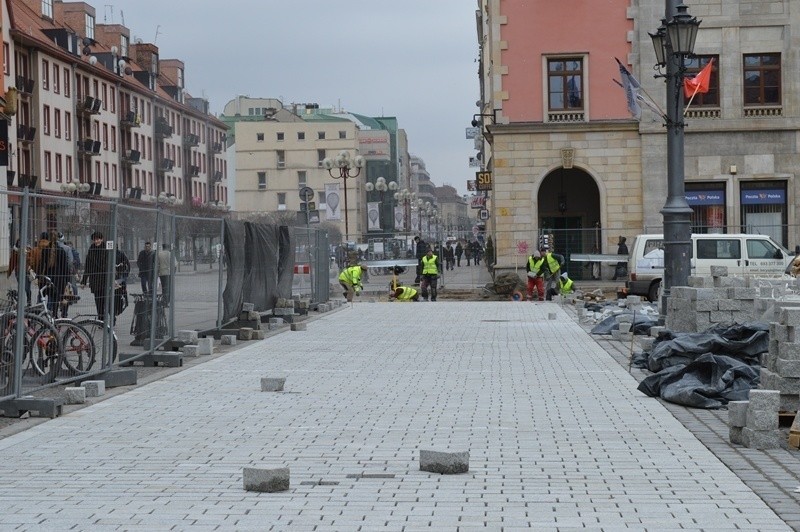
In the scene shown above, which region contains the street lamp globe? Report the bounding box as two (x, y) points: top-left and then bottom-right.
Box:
(365, 182), (374, 192)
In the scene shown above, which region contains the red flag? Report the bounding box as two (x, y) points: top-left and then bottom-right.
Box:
(683, 59), (714, 98)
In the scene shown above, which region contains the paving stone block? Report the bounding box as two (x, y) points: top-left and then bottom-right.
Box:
(770, 323), (788, 343)
(291, 323), (307, 331)
(547, 312), (557, 320)
(261, 376), (286, 392)
(715, 276), (747, 288)
(181, 345), (199, 357)
(780, 308), (800, 327)
(637, 337), (655, 351)
(102, 368), (137, 388)
(419, 450), (469, 475)
(747, 389), (781, 411)
(778, 342), (800, 361)
(221, 334), (237, 346)
(694, 299), (719, 312)
(65, 387), (86, 404)
(741, 427), (783, 450)
(760, 369), (800, 394)
(780, 394), (800, 412)
(196, 338), (213, 356)
(82, 380), (106, 397)
(177, 330), (199, 344)
(709, 310), (733, 324)
(729, 426), (744, 445)
(252, 330), (266, 339)
(273, 308), (295, 316)
(746, 408), (778, 431)
(710, 265), (728, 277)
(243, 467), (289, 492)
(776, 358), (800, 378)
(731, 287), (757, 300)
(649, 326), (666, 338)
(718, 299), (743, 312)
(239, 328), (254, 341)
(688, 276), (713, 288)
(269, 317), (285, 325)
(240, 310), (259, 321)
(617, 322), (633, 333)
(242, 302), (255, 312)
(728, 401), (748, 428)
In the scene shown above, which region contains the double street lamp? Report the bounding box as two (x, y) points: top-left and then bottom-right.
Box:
(323, 150), (365, 242)
(365, 176), (398, 232)
(648, 1), (701, 314)
(394, 188), (415, 232)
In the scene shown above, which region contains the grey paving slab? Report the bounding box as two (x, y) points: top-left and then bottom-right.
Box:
(0, 302), (792, 530)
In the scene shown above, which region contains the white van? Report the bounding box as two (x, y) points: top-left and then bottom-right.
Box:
(627, 233), (793, 302)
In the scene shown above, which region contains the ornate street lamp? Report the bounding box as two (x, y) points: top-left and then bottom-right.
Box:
(365, 176), (398, 232)
(323, 150), (365, 242)
(650, 1), (701, 315)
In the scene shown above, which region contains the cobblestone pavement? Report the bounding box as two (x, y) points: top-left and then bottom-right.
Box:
(0, 301), (795, 530)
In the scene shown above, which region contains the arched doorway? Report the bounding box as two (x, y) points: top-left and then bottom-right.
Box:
(538, 167), (601, 281)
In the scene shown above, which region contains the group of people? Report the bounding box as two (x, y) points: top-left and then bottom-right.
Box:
(7, 231), (177, 323)
(524, 245), (575, 301)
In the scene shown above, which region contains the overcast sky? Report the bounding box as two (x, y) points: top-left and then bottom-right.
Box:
(104, 0), (480, 196)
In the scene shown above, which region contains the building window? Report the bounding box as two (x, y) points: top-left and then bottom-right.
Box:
(317, 149), (326, 166)
(547, 58), (583, 110)
(277, 150), (285, 168)
(120, 35), (129, 58)
(111, 125), (116, 151)
(42, 105), (50, 135)
(744, 53), (781, 106)
(63, 67), (70, 97)
(54, 109), (61, 138)
(257, 132), (264, 142)
(41, 0), (53, 18)
(66, 155), (72, 181)
(684, 55), (719, 107)
(318, 131), (325, 140)
(277, 132), (284, 141)
(64, 112), (71, 140)
(297, 131), (305, 140)
(257, 171), (267, 190)
(297, 171), (307, 187)
(44, 151), (52, 181)
(3, 43), (8, 75)
(52, 63), (59, 93)
(42, 59), (49, 90)
(55, 154), (62, 182)
(338, 131), (346, 139)
(277, 192), (286, 210)
(318, 191), (326, 205)
(85, 13), (95, 40)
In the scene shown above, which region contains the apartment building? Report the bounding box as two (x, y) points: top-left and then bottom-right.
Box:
(477, 0), (800, 279)
(2, 0), (229, 234)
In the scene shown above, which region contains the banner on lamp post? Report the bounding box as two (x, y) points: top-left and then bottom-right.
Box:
(324, 183), (341, 221)
(367, 201), (381, 231)
(394, 206), (405, 230)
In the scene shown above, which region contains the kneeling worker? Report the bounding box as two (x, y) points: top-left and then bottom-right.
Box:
(389, 285), (419, 302)
(339, 264), (367, 302)
(548, 271), (575, 299)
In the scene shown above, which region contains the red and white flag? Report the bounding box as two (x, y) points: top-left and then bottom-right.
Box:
(683, 59), (714, 98)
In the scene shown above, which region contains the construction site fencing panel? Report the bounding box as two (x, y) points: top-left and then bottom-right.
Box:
(291, 226), (330, 304)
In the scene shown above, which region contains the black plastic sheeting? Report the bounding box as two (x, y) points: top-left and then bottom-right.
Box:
(222, 220), (293, 321)
(590, 312), (660, 335)
(633, 322), (767, 408)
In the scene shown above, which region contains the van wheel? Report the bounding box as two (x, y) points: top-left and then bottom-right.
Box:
(648, 282), (660, 303)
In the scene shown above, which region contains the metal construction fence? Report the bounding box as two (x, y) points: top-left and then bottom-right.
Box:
(0, 189), (327, 408)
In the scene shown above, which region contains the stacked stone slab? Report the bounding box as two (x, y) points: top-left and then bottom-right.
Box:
(728, 391), (783, 449)
(763, 306), (800, 412)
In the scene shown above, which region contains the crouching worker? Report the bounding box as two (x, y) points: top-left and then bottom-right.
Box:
(548, 271), (575, 299)
(339, 264), (367, 302)
(389, 285), (419, 302)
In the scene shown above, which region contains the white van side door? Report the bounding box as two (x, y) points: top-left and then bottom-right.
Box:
(745, 238), (787, 275)
(694, 237), (745, 276)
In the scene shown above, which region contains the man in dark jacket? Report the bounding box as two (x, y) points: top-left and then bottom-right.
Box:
(80, 231), (129, 321)
(455, 241), (463, 267)
(137, 241), (155, 294)
(443, 242), (455, 271)
(414, 236), (428, 284)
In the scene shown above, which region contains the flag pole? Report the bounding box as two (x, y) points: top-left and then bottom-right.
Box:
(683, 83), (701, 117)
(612, 78), (667, 118)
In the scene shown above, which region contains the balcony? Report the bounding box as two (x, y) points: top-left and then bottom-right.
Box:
(122, 149), (141, 165)
(79, 96), (102, 115)
(121, 110), (141, 128)
(15, 76), (35, 95)
(213, 171), (223, 182)
(155, 117), (173, 139)
(212, 142), (223, 153)
(78, 138), (102, 156)
(183, 133), (200, 147)
(188, 165), (200, 177)
(17, 174), (38, 188)
(158, 158), (175, 173)
(17, 124), (36, 143)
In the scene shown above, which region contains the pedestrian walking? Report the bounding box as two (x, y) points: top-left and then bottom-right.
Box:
(540, 245), (565, 301)
(419, 248), (440, 301)
(339, 264), (367, 302)
(80, 231), (114, 320)
(471, 240), (482, 265)
(525, 250), (545, 302)
(7, 239), (33, 302)
(38, 232), (71, 317)
(443, 241), (455, 271)
(56, 233), (79, 317)
(464, 242), (472, 266)
(137, 241), (155, 294)
(455, 241), (463, 267)
(413, 236), (428, 284)
(612, 236), (629, 280)
(157, 244), (177, 304)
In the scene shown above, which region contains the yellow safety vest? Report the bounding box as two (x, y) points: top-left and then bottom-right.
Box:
(338, 266), (362, 286)
(528, 256), (545, 274)
(559, 277), (574, 295)
(396, 286), (417, 301)
(544, 252), (560, 274)
(422, 255), (438, 275)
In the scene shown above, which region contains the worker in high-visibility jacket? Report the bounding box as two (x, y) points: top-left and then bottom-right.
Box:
(389, 285), (419, 302)
(540, 245), (565, 301)
(419, 248), (440, 301)
(339, 264), (367, 302)
(525, 250), (546, 301)
(548, 271), (575, 299)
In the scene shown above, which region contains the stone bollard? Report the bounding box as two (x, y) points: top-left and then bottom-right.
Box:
(419, 450), (469, 475)
(291, 323), (307, 331)
(221, 334), (237, 346)
(242, 302), (255, 312)
(261, 376), (286, 392)
(548, 312), (557, 320)
(243, 467), (289, 493)
(197, 337), (214, 356)
(239, 328), (254, 341)
(82, 380), (106, 397)
(181, 345), (199, 357)
(65, 387), (86, 404)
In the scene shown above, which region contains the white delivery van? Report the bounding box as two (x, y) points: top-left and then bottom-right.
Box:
(626, 233), (793, 302)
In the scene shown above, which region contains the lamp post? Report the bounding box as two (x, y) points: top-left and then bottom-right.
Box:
(364, 176), (398, 233)
(323, 150), (365, 242)
(649, 1), (700, 315)
(394, 188), (414, 233)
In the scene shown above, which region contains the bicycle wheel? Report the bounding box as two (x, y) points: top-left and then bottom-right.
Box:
(54, 321), (95, 375)
(73, 319), (117, 366)
(28, 324), (63, 383)
(0, 338), (13, 395)
(4, 313), (58, 378)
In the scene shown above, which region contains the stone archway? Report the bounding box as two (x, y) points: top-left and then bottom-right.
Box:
(537, 167), (601, 281)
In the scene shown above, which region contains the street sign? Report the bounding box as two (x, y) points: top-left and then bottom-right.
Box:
(465, 127), (479, 139)
(479, 209), (489, 221)
(299, 186), (314, 202)
(307, 201), (316, 211)
(308, 210), (321, 223)
(476, 171), (492, 191)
